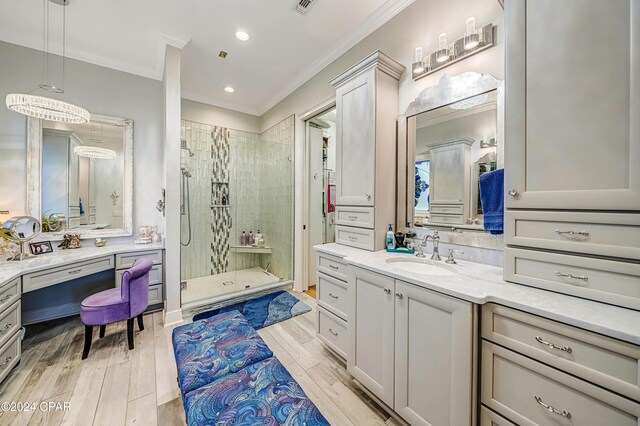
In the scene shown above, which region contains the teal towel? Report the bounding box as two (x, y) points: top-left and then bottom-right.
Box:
(479, 169), (503, 235)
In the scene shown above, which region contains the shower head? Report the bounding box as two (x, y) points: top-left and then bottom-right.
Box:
(181, 139), (195, 157)
(181, 167), (192, 178)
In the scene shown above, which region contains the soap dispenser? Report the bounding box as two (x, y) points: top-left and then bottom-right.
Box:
(386, 224), (395, 250)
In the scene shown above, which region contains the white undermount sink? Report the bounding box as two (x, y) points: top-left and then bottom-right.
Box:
(385, 257), (458, 277)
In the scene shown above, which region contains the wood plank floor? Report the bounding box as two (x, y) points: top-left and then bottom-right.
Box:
(304, 285), (317, 299)
(0, 291), (398, 426)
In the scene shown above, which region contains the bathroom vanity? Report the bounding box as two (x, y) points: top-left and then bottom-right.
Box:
(314, 243), (640, 426)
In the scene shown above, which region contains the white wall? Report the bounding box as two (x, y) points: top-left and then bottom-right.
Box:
(182, 99), (260, 134)
(260, 0), (503, 131)
(0, 41), (164, 233)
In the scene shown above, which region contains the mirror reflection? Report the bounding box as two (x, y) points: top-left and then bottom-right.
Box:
(412, 90), (499, 231)
(41, 119), (125, 232)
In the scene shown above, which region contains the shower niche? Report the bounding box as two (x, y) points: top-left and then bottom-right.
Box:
(179, 118), (294, 309)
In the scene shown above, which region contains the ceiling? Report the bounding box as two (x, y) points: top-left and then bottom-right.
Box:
(0, 0), (414, 116)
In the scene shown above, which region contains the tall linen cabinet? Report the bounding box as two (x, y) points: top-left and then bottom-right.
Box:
(330, 51), (405, 251)
(504, 0), (640, 308)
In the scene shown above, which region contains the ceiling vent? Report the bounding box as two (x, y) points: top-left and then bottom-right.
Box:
(295, 0), (317, 14)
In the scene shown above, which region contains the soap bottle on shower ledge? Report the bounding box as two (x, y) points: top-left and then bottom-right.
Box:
(248, 231), (255, 246)
(256, 230), (264, 247)
(241, 231), (247, 246)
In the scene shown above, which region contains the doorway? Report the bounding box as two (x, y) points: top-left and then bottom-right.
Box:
(304, 107), (337, 297)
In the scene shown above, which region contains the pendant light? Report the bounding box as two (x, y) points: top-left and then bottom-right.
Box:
(5, 0), (90, 124)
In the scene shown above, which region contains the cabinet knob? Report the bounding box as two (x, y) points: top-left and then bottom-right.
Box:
(365, 194), (371, 201)
(383, 288), (391, 294)
(395, 293), (403, 300)
(508, 189), (518, 197)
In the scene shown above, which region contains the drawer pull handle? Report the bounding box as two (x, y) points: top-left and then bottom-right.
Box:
(555, 271), (588, 282)
(0, 294), (12, 303)
(328, 328), (339, 336)
(383, 288), (391, 295)
(554, 229), (589, 237)
(348, 215), (358, 221)
(68, 269), (82, 275)
(328, 265), (339, 270)
(348, 236), (358, 241)
(535, 336), (572, 353)
(395, 293), (403, 300)
(534, 396), (571, 419)
(328, 293), (339, 299)
(0, 323), (12, 333)
(0, 356), (12, 368)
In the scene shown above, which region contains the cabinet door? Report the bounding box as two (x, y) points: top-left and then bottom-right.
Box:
(335, 70), (376, 206)
(394, 281), (474, 426)
(505, 0), (640, 210)
(347, 267), (394, 406)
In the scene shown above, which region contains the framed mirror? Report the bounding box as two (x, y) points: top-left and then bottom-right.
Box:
(27, 113), (133, 239)
(398, 72), (504, 244)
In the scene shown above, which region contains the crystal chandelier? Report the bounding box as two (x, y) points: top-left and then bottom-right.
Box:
(74, 145), (116, 160)
(5, 0), (90, 124)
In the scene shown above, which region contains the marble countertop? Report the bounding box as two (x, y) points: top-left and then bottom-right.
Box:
(314, 244), (640, 346)
(0, 241), (164, 288)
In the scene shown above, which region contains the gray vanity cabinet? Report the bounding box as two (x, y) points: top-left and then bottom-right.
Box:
(348, 267), (475, 424)
(505, 0), (640, 211)
(330, 51), (405, 251)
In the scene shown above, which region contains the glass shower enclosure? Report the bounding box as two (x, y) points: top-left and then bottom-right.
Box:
(179, 117), (294, 310)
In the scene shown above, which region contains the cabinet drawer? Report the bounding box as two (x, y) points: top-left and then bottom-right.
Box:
(317, 253), (348, 282)
(505, 248), (640, 311)
(317, 273), (347, 320)
(0, 332), (21, 384)
(430, 204), (464, 215)
(428, 213), (465, 225)
(0, 278), (20, 315)
(480, 406), (516, 426)
(0, 301), (20, 350)
(482, 303), (640, 401)
(335, 207), (374, 229)
(115, 250), (163, 269)
(317, 306), (348, 359)
(116, 264), (163, 287)
(335, 225), (375, 251)
(482, 341), (640, 426)
(505, 211), (640, 260)
(69, 206), (81, 218)
(23, 256), (114, 293)
(148, 284), (163, 306)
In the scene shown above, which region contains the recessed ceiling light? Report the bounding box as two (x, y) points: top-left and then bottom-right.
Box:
(224, 86), (235, 93)
(235, 31), (250, 41)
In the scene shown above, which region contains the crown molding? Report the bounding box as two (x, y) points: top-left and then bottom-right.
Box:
(329, 50), (406, 88)
(257, 0), (416, 116)
(181, 89), (261, 117)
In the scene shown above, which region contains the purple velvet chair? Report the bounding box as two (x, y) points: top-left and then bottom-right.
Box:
(80, 258), (154, 359)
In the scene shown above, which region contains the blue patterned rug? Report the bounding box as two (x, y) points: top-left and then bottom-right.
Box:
(192, 291), (312, 330)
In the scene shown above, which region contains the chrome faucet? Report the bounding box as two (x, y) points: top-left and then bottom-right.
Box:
(424, 230), (441, 261)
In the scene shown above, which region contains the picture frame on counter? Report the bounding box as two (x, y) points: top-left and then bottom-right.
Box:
(29, 241), (53, 255)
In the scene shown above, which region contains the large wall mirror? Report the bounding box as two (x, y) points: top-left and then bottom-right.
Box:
(27, 114), (133, 239)
(398, 72), (504, 247)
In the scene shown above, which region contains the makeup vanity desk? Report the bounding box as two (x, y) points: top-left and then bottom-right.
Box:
(0, 241), (165, 383)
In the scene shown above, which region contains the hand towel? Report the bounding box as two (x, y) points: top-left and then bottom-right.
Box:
(479, 169), (503, 235)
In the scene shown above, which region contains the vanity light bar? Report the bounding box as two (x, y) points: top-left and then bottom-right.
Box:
(412, 23), (496, 81)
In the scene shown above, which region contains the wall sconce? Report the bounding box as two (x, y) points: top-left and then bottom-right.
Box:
(412, 20), (496, 81)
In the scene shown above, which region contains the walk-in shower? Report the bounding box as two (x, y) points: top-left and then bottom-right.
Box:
(180, 117), (295, 310)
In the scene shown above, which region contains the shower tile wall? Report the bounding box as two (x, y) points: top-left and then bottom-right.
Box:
(181, 116), (294, 286)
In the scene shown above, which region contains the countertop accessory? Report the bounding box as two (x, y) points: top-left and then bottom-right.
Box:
(58, 233), (82, 249)
(94, 238), (107, 248)
(2, 216), (42, 261)
(29, 241), (53, 255)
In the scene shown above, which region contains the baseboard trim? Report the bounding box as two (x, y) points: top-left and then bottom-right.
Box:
(163, 308), (184, 327)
